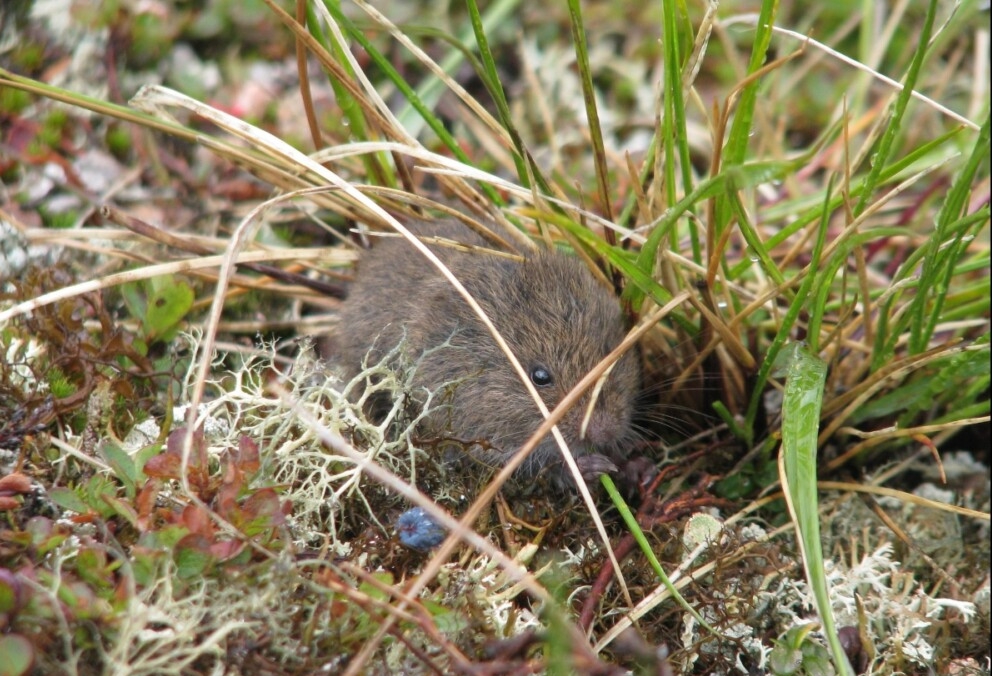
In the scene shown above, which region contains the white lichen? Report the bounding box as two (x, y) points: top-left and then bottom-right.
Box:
(160, 332), (447, 549)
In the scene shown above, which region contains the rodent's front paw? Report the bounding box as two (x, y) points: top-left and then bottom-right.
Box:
(575, 453), (619, 481)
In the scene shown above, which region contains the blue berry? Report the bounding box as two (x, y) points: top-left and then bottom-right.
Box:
(396, 507), (447, 551)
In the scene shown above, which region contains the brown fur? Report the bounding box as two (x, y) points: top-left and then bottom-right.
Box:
(335, 219), (640, 476)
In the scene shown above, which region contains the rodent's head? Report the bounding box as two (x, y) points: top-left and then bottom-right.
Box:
(438, 251), (641, 475)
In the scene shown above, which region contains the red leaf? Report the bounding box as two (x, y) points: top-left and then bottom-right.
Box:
(165, 427), (208, 471)
(235, 436), (260, 474)
(241, 488), (284, 524)
(180, 505), (214, 538)
(135, 480), (159, 530)
(215, 479), (239, 519)
(209, 539), (245, 561)
(0, 472), (32, 494)
(0, 496), (22, 510)
(143, 452), (181, 479)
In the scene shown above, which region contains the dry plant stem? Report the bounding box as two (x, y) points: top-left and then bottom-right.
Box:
(818, 342), (963, 443)
(260, 0), (411, 149)
(27, 233), (314, 304)
(817, 480), (989, 522)
(827, 416), (991, 472)
(48, 437), (111, 474)
(100, 205), (349, 298)
(721, 16), (980, 130)
(0, 249), (325, 323)
(873, 445), (954, 490)
(336, 562), (472, 670)
(294, 0), (323, 153)
(684, 293), (755, 369)
(66, 164), (144, 231)
(672, 285), (771, 396)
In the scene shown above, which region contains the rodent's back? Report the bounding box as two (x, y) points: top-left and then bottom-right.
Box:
(335, 219), (640, 475)
(335, 220), (499, 379)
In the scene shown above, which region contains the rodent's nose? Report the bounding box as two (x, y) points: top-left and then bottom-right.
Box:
(584, 408), (624, 448)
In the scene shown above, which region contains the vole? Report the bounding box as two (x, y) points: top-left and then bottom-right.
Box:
(335, 218), (640, 479)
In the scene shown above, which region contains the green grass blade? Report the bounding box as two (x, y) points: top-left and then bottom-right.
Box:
(733, 125), (965, 281)
(317, 0), (502, 206)
(566, 0), (614, 219)
(629, 158), (804, 313)
(722, 0), (778, 165)
(711, 0), (780, 269)
(744, 178), (833, 430)
(852, 0), (938, 217)
(305, 1), (394, 185)
(778, 343), (855, 676)
(395, 0), (521, 137)
(463, 0), (532, 191)
(909, 112), (992, 353)
(600, 475), (719, 636)
(660, 0), (700, 261)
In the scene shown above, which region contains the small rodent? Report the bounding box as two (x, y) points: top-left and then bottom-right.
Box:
(335, 218), (640, 478)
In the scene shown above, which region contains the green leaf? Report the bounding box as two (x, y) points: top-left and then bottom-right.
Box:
(139, 524), (189, 551)
(100, 494), (140, 530)
(769, 623), (820, 676)
(0, 634), (35, 676)
(48, 487), (91, 515)
(357, 571), (394, 603)
(422, 600), (469, 634)
(768, 645), (802, 675)
(133, 442), (164, 476)
(75, 548), (114, 591)
(909, 113), (991, 353)
(853, 344), (991, 425)
(0, 575), (18, 615)
(83, 475), (119, 519)
(98, 441), (140, 498)
(175, 540), (213, 580)
(119, 280), (147, 322)
(779, 343), (853, 676)
(143, 279), (194, 342)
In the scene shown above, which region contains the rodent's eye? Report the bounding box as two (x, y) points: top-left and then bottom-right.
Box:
(530, 365), (554, 387)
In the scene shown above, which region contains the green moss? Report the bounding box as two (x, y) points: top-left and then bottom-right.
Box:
(46, 367), (76, 399)
(127, 12), (174, 68)
(0, 87), (30, 115)
(39, 207), (77, 229)
(9, 42), (45, 72)
(105, 125), (132, 158)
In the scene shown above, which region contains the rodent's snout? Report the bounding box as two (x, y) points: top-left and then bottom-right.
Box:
(582, 406), (629, 448)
